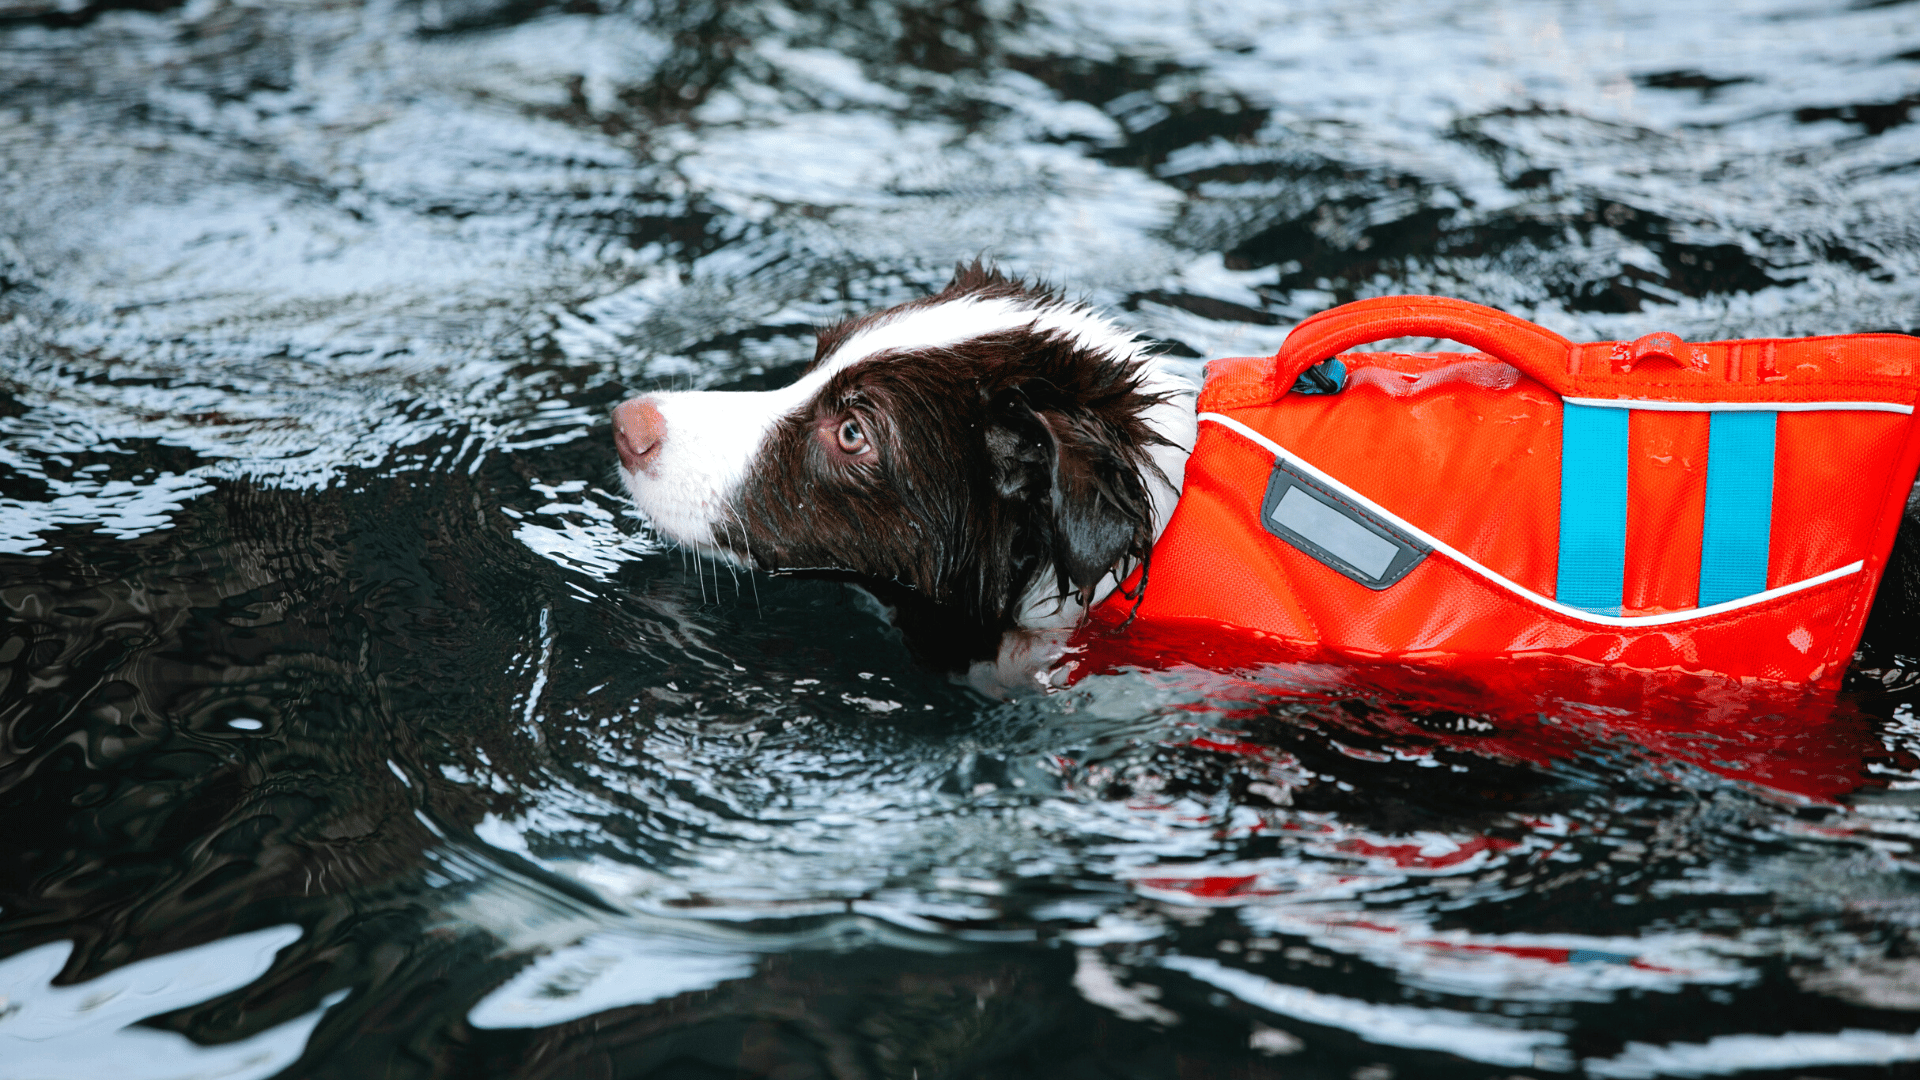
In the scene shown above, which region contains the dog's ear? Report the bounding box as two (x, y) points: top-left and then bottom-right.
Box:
(1037, 407), (1156, 599)
(985, 388), (1156, 608)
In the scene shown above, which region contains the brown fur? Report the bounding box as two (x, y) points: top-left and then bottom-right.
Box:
(717, 264), (1172, 660)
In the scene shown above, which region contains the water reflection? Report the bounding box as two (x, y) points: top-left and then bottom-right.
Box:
(4, 0), (1920, 1075)
(0, 925), (330, 1080)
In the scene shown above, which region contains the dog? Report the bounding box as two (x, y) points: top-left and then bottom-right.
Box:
(611, 263), (1197, 685)
(613, 264), (1920, 692)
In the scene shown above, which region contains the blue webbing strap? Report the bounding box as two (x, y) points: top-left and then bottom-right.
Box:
(1698, 411), (1776, 606)
(1557, 404), (1629, 614)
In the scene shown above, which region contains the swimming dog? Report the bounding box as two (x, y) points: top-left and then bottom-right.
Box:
(611, 263), (1196, 684)
(612, 265), (1920, 690)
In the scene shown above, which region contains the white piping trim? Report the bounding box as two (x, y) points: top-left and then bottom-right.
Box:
(1561, 397), (1914, 415)
(1196, 412), (1864, 628)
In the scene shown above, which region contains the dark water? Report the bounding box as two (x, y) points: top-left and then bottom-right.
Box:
(4, 1), (1920, 1077)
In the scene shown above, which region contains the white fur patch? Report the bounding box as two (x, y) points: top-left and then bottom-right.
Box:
(823, 294), (1153, 377)
(618, 387), (790, 557)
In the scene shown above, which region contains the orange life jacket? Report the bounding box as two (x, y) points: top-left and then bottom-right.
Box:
(1093, 296), (1920, 687)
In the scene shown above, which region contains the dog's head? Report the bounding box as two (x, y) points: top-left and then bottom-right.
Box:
(612, 264), (1196, 659)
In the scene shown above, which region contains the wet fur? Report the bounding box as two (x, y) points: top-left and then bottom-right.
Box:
(737, 303), (1168, 613)
(623, 263), (1188, 672)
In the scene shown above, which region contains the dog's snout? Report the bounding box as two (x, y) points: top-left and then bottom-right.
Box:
(613, 397), (666, 472)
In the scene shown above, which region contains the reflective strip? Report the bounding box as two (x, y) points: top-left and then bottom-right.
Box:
(1561, 397), (1913, 415)
(1272, 486), (1400, 578)
(1556, 404), (1629, 614)
(1699, 411), (1777, 606)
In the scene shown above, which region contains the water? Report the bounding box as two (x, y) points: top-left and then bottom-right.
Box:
(2, 1), (1919, 1076)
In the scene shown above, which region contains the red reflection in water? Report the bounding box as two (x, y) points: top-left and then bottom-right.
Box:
(1071, 616), (1909, 804)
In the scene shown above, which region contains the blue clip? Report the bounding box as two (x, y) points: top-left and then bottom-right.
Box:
(1292, 358), (1347, 395)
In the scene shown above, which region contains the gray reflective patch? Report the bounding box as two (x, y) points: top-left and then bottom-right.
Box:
(1271, 486), (1398, 579)
(1260, 460), (1429, 590)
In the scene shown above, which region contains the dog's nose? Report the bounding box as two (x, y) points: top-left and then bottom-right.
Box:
(613, 397), (666, 472)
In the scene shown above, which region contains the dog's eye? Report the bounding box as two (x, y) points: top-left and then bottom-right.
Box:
(836, 418), (868, 455)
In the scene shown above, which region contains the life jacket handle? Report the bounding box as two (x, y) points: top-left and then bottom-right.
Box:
(1273, 295), (1574, 394)
(1274, 294), (1574, 390)
(1221, 293), (1920, 410)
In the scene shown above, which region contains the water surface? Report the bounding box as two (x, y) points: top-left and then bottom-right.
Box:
(3, 1), (1920, 1077)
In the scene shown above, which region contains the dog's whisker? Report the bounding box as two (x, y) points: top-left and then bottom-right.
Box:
(719, 519), (740, 599)
(742, 525), (762, 615)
